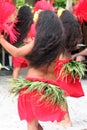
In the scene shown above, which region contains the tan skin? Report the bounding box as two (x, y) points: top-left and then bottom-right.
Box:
(0, 36), (34, 57)
(0, 36), (71, 129)
(72, 48), (87, 62)
(12, 67), (21, 78)
(72, 48), (87, 59)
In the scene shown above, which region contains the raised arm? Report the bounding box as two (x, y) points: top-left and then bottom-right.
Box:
(0, 36), (34, 57)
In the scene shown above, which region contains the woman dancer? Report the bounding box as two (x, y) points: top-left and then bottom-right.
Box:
(54, 9), (85, 126)
(0, 10), (68, 130)
(9, 5), (33, 78)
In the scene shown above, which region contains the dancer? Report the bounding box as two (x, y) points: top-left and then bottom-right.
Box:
(73, 0), (87, 61)
(28, 0), (54, 40)
(54, 9), (85, 126)
(11, 0), (54, 78)
(9, 5), (33, 78)
(0, 10), (68, 130)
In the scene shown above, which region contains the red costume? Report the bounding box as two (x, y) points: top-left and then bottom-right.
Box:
(74, 0), (87, 23)
(28, 23), (36, 39)
(18, 77), (66, 122)
(33, 0), (53, 13)
(55, 59), (84, 98)
(12, 56), (29, 68)
(0, 0), (17, 42)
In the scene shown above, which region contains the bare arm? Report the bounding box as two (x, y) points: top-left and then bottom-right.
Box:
(0, 36), (34, 57)
(72, 48), (87, 59)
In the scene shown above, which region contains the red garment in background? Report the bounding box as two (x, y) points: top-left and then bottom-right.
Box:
(28, 23), (36, 39)
(12, 56), (29, 68)
(55, 59), (84, 98)
(74, 0), (87, 24)
(33, 0), (53, 13)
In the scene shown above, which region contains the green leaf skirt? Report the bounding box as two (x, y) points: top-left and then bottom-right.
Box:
(10, 77), (67, 122)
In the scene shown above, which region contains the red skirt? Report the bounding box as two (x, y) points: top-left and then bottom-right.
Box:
(55, 59), (84, 98)
(18, 78), (66, 122)
(12, 56), (29, 68)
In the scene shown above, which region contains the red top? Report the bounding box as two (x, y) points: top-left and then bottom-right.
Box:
(28, 23), (36, 39)
(55, 59), (84, 97)
(33, 0), (53, 13)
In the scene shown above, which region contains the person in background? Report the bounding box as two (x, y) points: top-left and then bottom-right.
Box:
(72, 48), (87, 60)
(0, 10), (68, 130)
(9, 5), (33, 78)
(54, 9), (85, 126)
(25, 0), (54, 47)
(73, 0), (87, 61)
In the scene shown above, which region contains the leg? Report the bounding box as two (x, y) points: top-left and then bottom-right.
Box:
(55, 111), (72, 126)
(27, 119), (43, 130)
(12, 67), (20, 78)
(54, 104), (72, 126)
(38, 123), (43, 130)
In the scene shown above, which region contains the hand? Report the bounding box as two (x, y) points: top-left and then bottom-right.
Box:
(72, 54), (77, 60)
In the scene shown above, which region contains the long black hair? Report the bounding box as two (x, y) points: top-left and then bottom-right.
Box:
(13, 5), (33, 44)
(60, 10), (82, 52)
(26, 10), (65, 68)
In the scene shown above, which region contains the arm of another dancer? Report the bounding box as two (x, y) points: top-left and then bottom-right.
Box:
(0, 36), (34, 57)
(72, 48), (87, 59)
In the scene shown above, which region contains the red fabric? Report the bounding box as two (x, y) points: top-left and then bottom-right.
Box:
(18, 78), (66, 122)
(74, 0), (87, 23)
(2, 0), (13, 3)
(26, 77), (59, 86)
(28, 23), (36, 39)
(0, 0), (16, 42)
(12, 56), (29, 68)
(50, 0), (54, 5)
(55, 59), (84, 98)
(33, 0), (53, 13)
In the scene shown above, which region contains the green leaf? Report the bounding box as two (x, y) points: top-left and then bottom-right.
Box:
(10, 78), (67, 109)
(58, 60), (87, 82)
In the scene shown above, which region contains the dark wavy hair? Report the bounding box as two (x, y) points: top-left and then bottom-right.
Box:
(25, 10), (65, 68)
(13, 5), (33, 44)
(60, 10), (82, 52)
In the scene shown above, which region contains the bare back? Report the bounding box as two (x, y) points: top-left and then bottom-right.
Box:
(27, 60), (57, 81)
